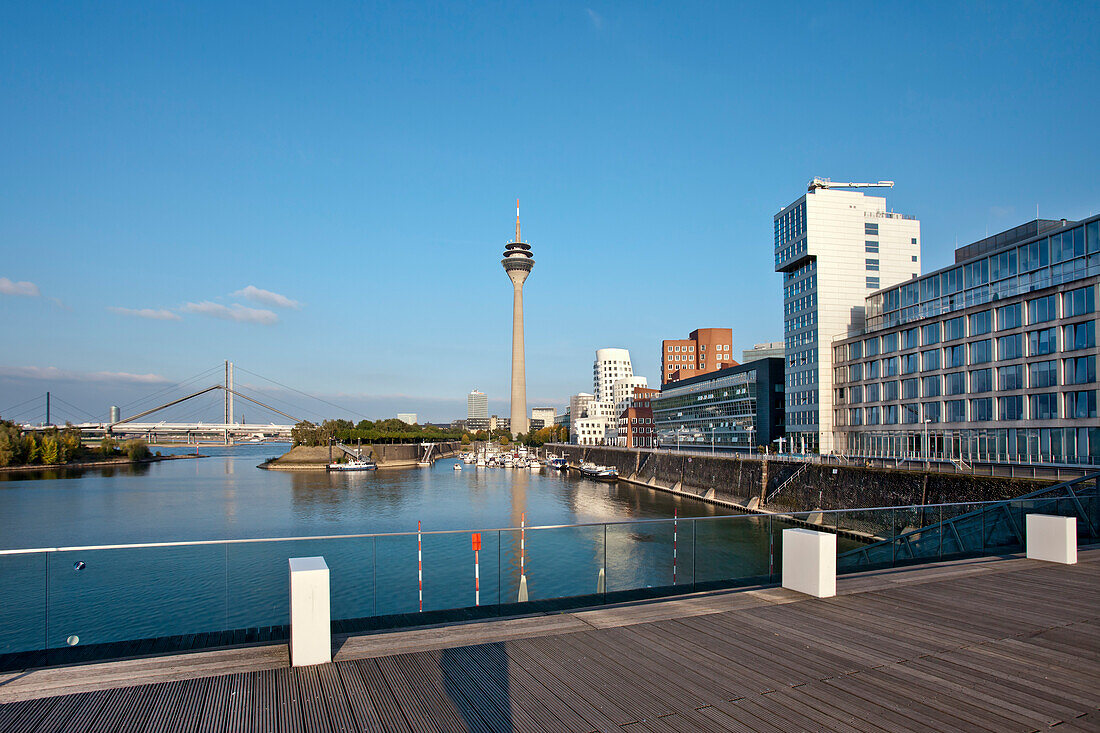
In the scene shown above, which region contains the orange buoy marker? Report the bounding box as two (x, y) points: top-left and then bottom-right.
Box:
(518, 513), (529, 602)
(417, 521), (423, 612)
(471, 532), (482, 606)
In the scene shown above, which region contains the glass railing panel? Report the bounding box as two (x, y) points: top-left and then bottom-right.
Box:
(0, 552), (46, 655)
(891, 505), (942, 563)
(693, 515), (773, 587)
(835, 508), (896, 570)
(980, 501), (1026, 553)
(416, 530), (500, 612)
(499, 524), (605, 604)
(48, 544), (225, 650)
(226, 536), (377, 631)
(937, 503), (988, 556)
(604, 519), (681, 593)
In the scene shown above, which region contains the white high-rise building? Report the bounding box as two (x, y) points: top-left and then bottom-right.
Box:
(570, 349), (643, 445)
(775, 180), (921, 453)
(467, 389), (488, 420)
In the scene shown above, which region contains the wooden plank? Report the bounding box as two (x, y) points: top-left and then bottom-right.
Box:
(349, 660), (413, 733)
(374, 653), (468, 733)
(333, 660), (388, 733)
(249, 669), (276, 733)
(294, 665), (333, 733)
(273, 666), (303, 733)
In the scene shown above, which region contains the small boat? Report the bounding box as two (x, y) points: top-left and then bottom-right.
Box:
(579, 462), (618, 481)
(417, 461), (431, 467)
(547, 456), (567, 470)
(327, 459), (377, 471)
(453, 462), (463, 470)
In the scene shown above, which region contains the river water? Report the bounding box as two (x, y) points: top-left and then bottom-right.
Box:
(0, 444), (789, 654)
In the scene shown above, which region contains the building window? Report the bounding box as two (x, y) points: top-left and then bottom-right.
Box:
(866, 259), (880, 271)
(864, 337), (880, 357)
(997, 333), (1023, 360)
(1027, 294), (1058, 324)
(921, 349), (940, 371)
(998, 364), (1024, 391)
(1064, 286), (1096, 318)
(882, 333), (898, 353)
(969, 339), (992, 365)
(1030, 392), (1059, 419)
(923, 402), (940, 422)
(903, 328), (919, 350)
(867, 360), (881, 378)
(922, 375), (941, 397)
(865, 223), (879, 235)
(865, 383), (880, 402)
(997, 303), (1022, 331)
(970, 368), (993, 393)
(1029, 360), (1058, 389)
(882, 381), (899, 401)
(865, 241), (879, 253)
(945, 372), (966, 395)
(883, 356), (899, 376)
(1065, 390), (1098, 419)
(971, 397), (993, 421)
(867, 277), (880, 289)
(1064, 356), (1096, 385)
(944, 316), (965, 341)
(999, 395), (1024, 420)
(945, 344), (965, 368)
(901, 353), (919, 374)
(946, 399), (966, 422)
(902, 378), (919, 400)
(922, 322), (941, 345)
(1064, 320), (1096, 351)
(912, 255), (918, 262)
(911, 238), (918, 244)
(968, 310), (992, 336)
(1029, 327), (1058, 356)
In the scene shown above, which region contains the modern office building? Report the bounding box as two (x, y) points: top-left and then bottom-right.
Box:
(775, 179), (921, 453)
(467, 389), (488, 421)
(832, 216), (1099, 464)
(653, 358), (785, 452)
(741, 342), (785, 364)
(569, 349), (646, 445)
(397, 413), (418, 425)
(530, 407), (556, 427)
(502, 200), (534, 436)
(618, 386), (659, 447)
(660, 328), (735, 385)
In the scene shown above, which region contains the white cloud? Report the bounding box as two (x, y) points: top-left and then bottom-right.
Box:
(182, 301), (279, 325)
(108, 307), (183, 321)
(585, 8), (603, 28)
(232, 285), (301, 309)
(0, 365), (171, 384)
(0, 277), (41, 297)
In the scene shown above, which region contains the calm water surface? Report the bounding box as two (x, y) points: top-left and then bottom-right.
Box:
(0, 444), (787, 653)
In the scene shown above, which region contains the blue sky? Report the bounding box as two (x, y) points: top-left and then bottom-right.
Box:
(2, 1), (1098, 424)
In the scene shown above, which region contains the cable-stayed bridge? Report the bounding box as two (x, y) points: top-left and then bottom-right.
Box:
(4, 361), (350, 445)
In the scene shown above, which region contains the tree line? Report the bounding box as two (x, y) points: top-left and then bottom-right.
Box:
(291, 420), (568, 448)
(0, 420), (151, 467)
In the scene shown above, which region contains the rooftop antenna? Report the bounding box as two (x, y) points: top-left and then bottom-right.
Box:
(515, 199), (521, 243)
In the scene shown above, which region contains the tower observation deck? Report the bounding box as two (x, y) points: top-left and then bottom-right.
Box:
(502, 201), (533, 436)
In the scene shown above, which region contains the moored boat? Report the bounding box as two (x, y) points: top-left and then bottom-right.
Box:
(327, 459), (377, 471)
(579, 462), (618, 481)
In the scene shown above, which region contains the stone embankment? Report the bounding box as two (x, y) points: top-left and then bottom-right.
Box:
(263, 442), (461, 471)
(558, 445), (1053, 513)
(0, 453), (202, 474)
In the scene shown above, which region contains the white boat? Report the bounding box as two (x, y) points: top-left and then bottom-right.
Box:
(327, 459), (377, 471)
(547, 455), (567, 470)
(453, 462), (463, 470)
(579, 462), (618, 481)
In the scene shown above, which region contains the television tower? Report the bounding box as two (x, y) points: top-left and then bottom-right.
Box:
(502, 200), (534, 436)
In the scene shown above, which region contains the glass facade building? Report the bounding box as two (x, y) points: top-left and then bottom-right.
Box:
(652, 358), (784, 451)
(832, 216), (1100, 465)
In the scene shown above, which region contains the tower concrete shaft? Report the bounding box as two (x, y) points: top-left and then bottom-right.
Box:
(501, 200), (534, 436)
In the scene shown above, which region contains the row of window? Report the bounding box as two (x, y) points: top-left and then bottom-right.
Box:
(842, 287), (1095, 362)
(842, 356), (1096, 404)
(845, 391), (1098, 425)
(838, 323), (1096, 382)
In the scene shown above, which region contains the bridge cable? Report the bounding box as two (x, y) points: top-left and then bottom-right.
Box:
(0, 393), (46, 417)
(233, 366), (373, 422)
(117, 364), (223, 412)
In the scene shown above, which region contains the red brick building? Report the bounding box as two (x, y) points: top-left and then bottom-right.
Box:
(660, 328), (737, 385)
(618, 387), (659, 447)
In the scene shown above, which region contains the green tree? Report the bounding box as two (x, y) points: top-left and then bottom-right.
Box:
(99, 436), (117, 457)
(40, 435), (60, 464)
(499, 435), (510, 446)
(461, 433), (471, 445)
(125, 439), (151, 461)
(24, 434), (40, 464)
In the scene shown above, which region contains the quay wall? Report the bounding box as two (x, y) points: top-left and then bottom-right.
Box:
(558, 446), (1053, 512)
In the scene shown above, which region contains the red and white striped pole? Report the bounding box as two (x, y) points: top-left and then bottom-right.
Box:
(520, 512), (526, 579)
(417, 521), (423, 612)
(472, 532), (482, 606)
(673, 509), (678, 585)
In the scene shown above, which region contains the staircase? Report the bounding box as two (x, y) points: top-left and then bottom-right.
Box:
(765, 462), (812, 504)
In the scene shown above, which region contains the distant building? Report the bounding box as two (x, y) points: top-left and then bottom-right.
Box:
(450, 420), (467, 431)
(489, 415), (510, 432)
(397, 413), (418, 425)
(618, 386), (659, 447)
(530, 407), (556, 427)
(529, 418), (546, 430)
(570, 349), (645, 444)
(661, 328), (735, 385)
(466, 417), (490, 432)
(741, 342), (785, 364)
(467, 389), (488, 420)
(775, 180), (921, 453)
(653, 358), (785, 452)
(109, 405), (121, 423)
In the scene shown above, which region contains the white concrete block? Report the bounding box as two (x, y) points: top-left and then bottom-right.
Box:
(1026, 515), (1077, 565)
(782, 528), (836, 598)
(289, 556), (331, 666)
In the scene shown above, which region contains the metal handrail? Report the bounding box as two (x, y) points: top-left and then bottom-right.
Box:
(2, 471), (1094, 557)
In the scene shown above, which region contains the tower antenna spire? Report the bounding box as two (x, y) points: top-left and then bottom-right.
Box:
(515, 199), (521, 243)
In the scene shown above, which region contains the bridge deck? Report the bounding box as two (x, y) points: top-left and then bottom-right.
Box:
(2, 549), (1099, 732)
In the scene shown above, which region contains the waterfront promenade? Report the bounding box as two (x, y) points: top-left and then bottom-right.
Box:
(1, 549), (1098, 731)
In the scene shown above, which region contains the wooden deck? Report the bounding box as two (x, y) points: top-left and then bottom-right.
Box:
(1, 549), (1099, 732)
